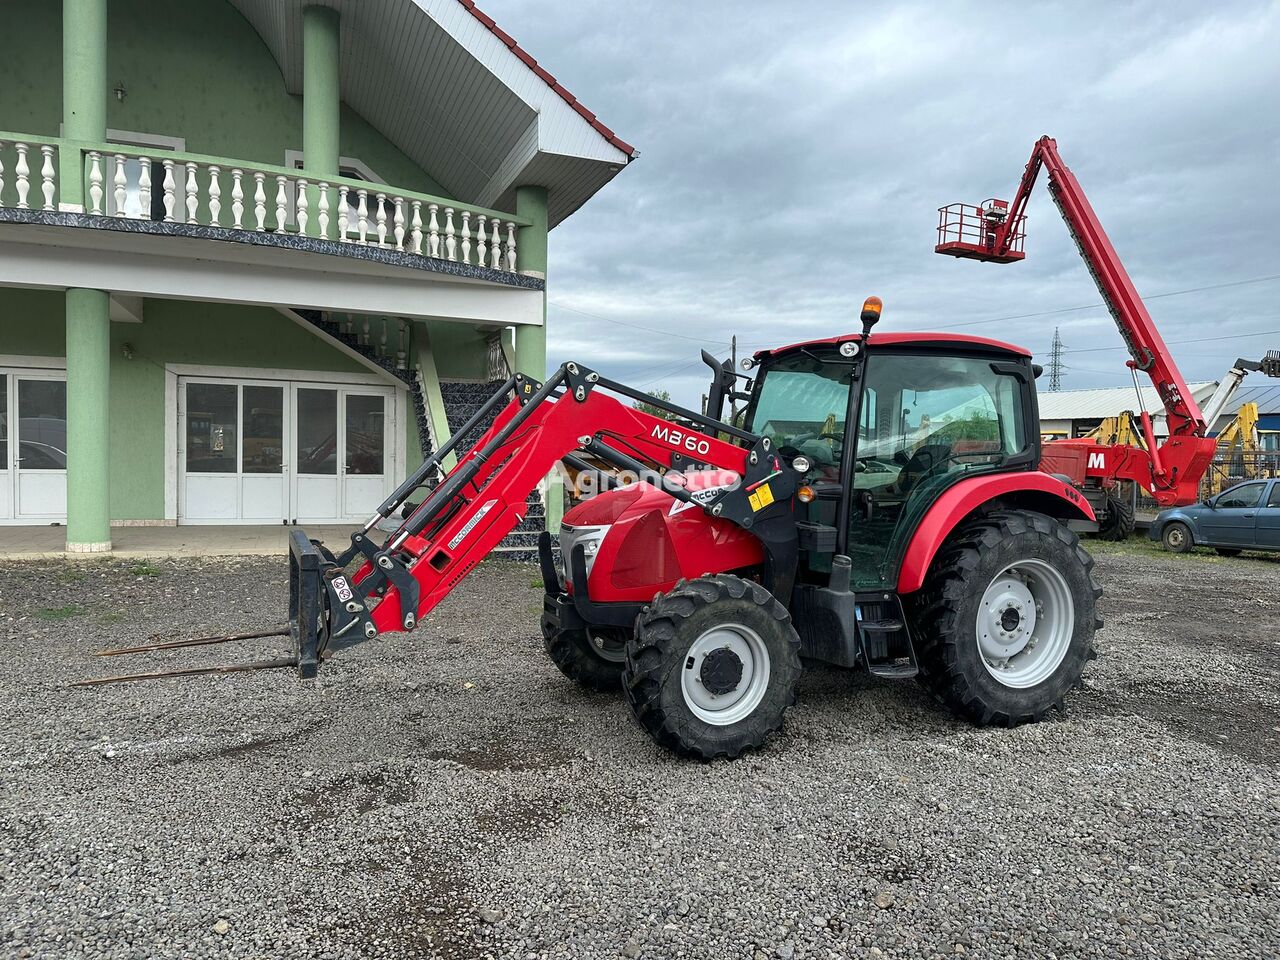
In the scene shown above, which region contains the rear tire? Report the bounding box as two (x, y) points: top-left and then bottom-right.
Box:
(540, 612), (626, 691)
(1097, 491), (1135, 541)
(623, 574), (802, 761)
(910, 510), (1101, 727)
(1215, 547), (1242, 557)
(1162, 521), (1193, 553)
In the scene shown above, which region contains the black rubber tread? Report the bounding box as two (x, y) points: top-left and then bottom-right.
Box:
(540, 612), (625, 692)
(1215, 547), (1243, 557)
(909, 509), (1102, 728)
(1162, 521), (1193, 554)
(622, 574), (802, 761)
(1097, 491), (1136, 541)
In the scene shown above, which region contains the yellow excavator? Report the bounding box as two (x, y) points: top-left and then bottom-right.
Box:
(1205, 401), (1262, 495)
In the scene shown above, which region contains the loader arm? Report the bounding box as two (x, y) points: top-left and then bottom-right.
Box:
(335, 363), (797, 647)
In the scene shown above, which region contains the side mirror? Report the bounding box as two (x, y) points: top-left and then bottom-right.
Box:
(1205, 497), (1218, 509)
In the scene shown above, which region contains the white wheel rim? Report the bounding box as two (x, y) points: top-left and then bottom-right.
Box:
(1166, 525), (1186, 548)
(680, 623), (771, 726)
(976, 558), (1074, 689)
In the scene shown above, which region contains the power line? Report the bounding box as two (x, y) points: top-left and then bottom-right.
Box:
(935, 273), (1280, 330)
(1053, 327), (1280, 356)
(550, 302), (732, 347)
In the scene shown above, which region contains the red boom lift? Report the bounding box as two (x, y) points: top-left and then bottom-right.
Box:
(936, 136), (1218, 538)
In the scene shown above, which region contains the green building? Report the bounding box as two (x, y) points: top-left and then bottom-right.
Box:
(0, 0), (634, 551)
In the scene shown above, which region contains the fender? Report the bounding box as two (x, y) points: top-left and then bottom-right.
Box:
(896, 471), (1096, 595)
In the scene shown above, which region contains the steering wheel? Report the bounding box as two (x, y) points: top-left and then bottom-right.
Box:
(895, 444), (952, 493)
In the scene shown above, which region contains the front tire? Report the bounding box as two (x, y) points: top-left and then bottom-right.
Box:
(911, 510), (1101, 727)
(1162, 521), (1193, 553)
(623, 575), (802, 761)
(540, 612), (627, 691)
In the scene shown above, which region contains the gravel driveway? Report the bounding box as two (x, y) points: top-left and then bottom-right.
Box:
(1, 543), (1277, 960)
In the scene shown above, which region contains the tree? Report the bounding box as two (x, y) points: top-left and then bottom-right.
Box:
(633, 390), (678, 421)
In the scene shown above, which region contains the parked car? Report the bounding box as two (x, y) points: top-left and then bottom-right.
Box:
(1151, 478), (1280, 555)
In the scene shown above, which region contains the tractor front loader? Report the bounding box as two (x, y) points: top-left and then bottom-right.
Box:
(85, 299), (1103, 761)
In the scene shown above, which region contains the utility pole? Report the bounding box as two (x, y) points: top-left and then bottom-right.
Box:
(1048, 327), (1064, 392)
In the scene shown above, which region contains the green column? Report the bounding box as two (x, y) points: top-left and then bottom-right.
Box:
(513, 185), (548, 380)
(61, 0), (107, 208)
(62, 0), (111, 550)
(512, 186), (559, 528)
(302, 5), (341, 236)
(65, 289), (112, 551)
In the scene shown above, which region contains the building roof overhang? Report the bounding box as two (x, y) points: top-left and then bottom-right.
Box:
(227, 0), (635, 228)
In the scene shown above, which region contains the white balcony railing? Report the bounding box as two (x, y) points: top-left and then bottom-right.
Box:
(0, 133), (525, 276)
(0, 137), (60, 211)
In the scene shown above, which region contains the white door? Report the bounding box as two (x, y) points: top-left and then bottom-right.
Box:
(0, 371), (68, 523)
(180, 379), (287, 523)
(292, 385), (391, 523)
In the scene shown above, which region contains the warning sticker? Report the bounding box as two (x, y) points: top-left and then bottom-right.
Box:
(748, 483), (775, 512)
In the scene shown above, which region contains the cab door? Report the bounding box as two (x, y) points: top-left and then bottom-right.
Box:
(1202, 481), (1266, 547)
(1255, 481), (1280, 549)
(844, 351), (1033, 589)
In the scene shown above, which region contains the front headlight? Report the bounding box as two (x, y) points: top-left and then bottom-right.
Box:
(559, 523), (611, 580)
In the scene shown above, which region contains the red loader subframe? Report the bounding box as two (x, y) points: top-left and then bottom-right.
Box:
(85, 301), (1103, 760)
(937, 136), (1218, 538)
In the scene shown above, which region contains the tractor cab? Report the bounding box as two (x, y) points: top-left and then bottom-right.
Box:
(741, 325), (1039, 592)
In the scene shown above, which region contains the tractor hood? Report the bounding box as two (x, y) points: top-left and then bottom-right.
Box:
(562, 473), (765, 604)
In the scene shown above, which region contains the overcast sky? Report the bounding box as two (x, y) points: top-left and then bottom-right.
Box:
(486, 0), (1280, 406)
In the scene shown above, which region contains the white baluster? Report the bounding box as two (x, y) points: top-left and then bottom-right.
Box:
(184, 161), (199, 224)
(138, 159), (152, 219)
(0, 142), (6, 206)
(337, 185), (350, 242)
(506, 222), (517, 272)
(393, 197), (405, 251)
(296, 178), (309, 237)
(490, 218), (501, 269)
(444, 207), (456, 261)
(162, 159), (176, 222)
(476, 214), (487, 266)
(230, 169), (243, 228)
(317, 182), (329, 239)
(356, 189), (369, 244)
(410, 200), (423, 254)
(460, 210), (471, 264)
(253, 172), (266, 231)
(427, 203), (440, 257)
(208, 165), (221, 226)
(111, 154), (127, 216)
(41, 145), (57, 211)
(375, 192), (388, 247)
(75, 147), (91, 214)
(17, 144), (35, 209)
(275, 176), (288, 232)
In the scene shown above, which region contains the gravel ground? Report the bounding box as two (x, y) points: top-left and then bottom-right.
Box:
(1, 542), (1278, 960)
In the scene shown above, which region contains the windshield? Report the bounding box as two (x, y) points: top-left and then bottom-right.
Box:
(745, 351), (852, 470)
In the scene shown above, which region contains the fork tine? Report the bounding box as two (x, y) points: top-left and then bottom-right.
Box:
(74, 657), (296, 687)
(95, 626), (290, 657)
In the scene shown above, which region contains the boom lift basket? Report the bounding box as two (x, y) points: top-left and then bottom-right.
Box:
(936, 200), (1026, 263)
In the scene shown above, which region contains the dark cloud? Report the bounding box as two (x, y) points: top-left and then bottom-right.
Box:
(487, 0), (1280, 404)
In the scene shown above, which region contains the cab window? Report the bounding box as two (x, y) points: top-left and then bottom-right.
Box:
(745, 352), (852, 473)
(854, 353), (1027, 492)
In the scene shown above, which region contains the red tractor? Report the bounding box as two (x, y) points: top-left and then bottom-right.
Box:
(91, 299), (1103, 761)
